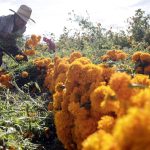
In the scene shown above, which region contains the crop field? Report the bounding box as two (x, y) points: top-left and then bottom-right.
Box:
(0, 9), (150, 150)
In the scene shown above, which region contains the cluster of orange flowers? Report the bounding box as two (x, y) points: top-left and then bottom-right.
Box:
(25, 34), (41, 48)
(132, 51), (150, 74)
(0, 71), (12, 88)
(24, 49), (36, 56)
(15, 54), (25, 61)
(33, 57), (52, 69)
(24, 34), (41, 56)
(101, 49), (127, 61)
(40, 51), (150, 150)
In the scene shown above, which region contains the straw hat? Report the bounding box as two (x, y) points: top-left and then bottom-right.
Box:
(9, 5), (35, 23)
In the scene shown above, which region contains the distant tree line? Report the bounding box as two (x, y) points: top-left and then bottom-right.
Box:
(56, 9), (150, 51)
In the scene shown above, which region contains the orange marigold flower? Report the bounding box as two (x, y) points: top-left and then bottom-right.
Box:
(21, 71), (29, 78)
(15, 54), (24, 61)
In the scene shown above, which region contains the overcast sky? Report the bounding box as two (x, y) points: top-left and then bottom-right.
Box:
(0, 0), (150, 38)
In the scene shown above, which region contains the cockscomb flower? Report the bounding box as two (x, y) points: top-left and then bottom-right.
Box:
(101, 54), (109, 61)
(98, 115), (116, 132)
(34, 57), (51, 68)
(144, 65), (150, 75)
(135, 66), (144, 74)
(55, 111), (74, 150)
(72, 57), (92, 65)
(26, 34), (41, 48)
(131, 88), (150, 107)
(90, 85), (116, 117)
(69, 51), (82, 63)
(140, 52), (150, 63)
(99, 64), (116, 83)
(24, 49), (36, 56)
(74, 117), (98, 150)
(82, 64), (103, 84)
(67, 61), (84, 83)
(131, 74), (150, 86)
(68, 101), (89, 119)
(56, 60), (70, 74)
(109, 72), (133, 100)
(0, 73), (12, 88)
(101, 50), (127, 61)
(131, 51), (142, 62)
(106, 50), (117, 61)
(113, 107), (150, 150)
(53, 91), (63, 110)
(117, 52), (127, 60)
(15, 54), (24, 61)
(55, 73), (66, 87)
(82, 130), (114, 150)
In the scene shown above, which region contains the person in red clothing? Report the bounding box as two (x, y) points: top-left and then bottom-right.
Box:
(0, 5), (35, 65)
(43, 37), (56, 53)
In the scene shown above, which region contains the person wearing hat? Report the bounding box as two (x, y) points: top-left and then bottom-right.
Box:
(0, 5), (35, 66)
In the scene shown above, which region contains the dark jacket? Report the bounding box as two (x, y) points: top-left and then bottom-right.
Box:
(0, 14), (26, 47)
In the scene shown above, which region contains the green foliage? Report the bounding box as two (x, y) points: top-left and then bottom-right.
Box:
(56, 10), (132, 53)
(127, 9), (150, 43)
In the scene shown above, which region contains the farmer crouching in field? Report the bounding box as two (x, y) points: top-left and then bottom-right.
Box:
(0, 5), (35, 66)
(43, 37), (56, 53)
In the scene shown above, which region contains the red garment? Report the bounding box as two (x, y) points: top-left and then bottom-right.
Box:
(43, 37), (56, 52)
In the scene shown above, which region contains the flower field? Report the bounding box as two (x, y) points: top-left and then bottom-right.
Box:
(0, 9), (150, 150)
(0, 37), (150, 149)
